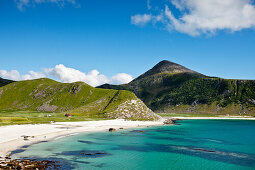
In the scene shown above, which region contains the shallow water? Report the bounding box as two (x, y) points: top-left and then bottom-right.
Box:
(13, 120), (255, 170)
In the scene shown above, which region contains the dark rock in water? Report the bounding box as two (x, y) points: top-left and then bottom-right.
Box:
(119, 127), (124, 129)
(109, 128), (116, 132)
(0, 159), (58, 169)
(58, 150), (110, 158)
(163, 118), (176, 124)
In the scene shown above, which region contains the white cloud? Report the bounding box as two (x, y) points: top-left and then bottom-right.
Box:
(15, 0), (77, 11)
(131, 14), (152, 26)
(111, 73), (133, 84)
(0, 69), (45, 81)
(0, 70), (21, 81)
(22, 70), (46, 80)
(44, 64), (109, 87)
(132, 0), (255, 36)
(1, 64), (133, 86)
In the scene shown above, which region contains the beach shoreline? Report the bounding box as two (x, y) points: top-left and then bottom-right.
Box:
(170, 116), (255, 120)
(1, 117), (255, 158)
(0, 119), (164, 158)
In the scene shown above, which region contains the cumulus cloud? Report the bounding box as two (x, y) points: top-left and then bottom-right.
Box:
(45, 64), (133, 86)
(22, 70), (46, 80)
(45, 64), (109, 87)
(0, 64), (133, 86)
(111, 73), (133, 84)
(0, 69), (45, 81)
(132, 0), (255, 36)
(0, 70), (21, 81)
(15, 0), (77, 11)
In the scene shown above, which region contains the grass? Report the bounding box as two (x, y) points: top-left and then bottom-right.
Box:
(158, 112), (240, 118)
(0, 110), (112, 126)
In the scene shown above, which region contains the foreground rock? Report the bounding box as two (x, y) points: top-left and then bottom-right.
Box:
(0, 158), (58, 169)
(163, 118), (177, 124)
(109, 128), (116, 132)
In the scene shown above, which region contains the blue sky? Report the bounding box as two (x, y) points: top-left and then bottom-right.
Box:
(0, 0), (255, 86)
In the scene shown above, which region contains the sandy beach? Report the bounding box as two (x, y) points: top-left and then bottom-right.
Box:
(0, 119), (164, 158)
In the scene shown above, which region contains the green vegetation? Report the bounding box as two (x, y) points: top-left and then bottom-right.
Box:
(98, 60), (255, 116)
(158, 112), (255, 118)
(158, 113), (228, 118)
(0, 110), (110, 126)
(0, 78), (160, 125)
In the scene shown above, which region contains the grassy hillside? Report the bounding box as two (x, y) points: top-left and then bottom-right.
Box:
(0, 78), (160, 123)
(98, 61), (255, 116)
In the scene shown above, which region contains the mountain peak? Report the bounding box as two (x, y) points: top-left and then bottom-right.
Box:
(133, 60), (200, 81)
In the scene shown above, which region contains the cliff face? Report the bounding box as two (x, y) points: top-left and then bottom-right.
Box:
(0, 78), (160, 120)
(98, 60), (255, 115)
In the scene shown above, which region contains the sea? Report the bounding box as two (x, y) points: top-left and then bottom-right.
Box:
(12, 120), (255, 170)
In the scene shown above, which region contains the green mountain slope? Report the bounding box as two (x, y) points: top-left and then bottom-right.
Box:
(98, 60), (255, 115)
(0, 78), (160, 120)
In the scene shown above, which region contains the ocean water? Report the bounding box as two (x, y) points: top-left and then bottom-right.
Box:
(13, 120), (255, 170)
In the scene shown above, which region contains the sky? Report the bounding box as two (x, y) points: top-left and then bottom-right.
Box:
(0, 0), (255, 86)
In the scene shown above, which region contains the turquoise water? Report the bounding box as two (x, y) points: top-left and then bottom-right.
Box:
(13, 120), (255, 169)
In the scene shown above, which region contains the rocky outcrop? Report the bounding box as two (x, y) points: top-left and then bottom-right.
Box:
(105, 99), (161, 121)
(36, 103), (58, 112)
(0, 158), (58, 169)
(109, 128), (116, 132)
(163, 118), (176, 124)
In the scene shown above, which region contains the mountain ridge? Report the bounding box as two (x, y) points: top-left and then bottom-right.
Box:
(98, 60), (255, 115)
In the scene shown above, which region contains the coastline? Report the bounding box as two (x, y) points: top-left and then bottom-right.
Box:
(170, 116), (255, 120)
(1, 117), (255, 158)
(0, 119), (164, 158)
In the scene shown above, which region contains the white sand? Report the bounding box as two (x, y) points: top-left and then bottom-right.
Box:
(0, 119), (164, 157)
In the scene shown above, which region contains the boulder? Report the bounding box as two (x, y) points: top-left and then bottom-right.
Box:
(163, 118), (176, 124)
(109, 128), (116, 132)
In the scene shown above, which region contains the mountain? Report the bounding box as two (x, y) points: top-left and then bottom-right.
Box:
(133, 60), (202, 81)
(98, 60), (255, 115)
(0, 77), (14, 87)
(0, 78), (160, 120)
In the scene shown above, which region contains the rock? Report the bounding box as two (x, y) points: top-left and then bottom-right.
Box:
(109, 128), (116, 132)
(119, 127), (124, 129)
(163, 118), (176, 124)
(0, 159), (57, 169)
